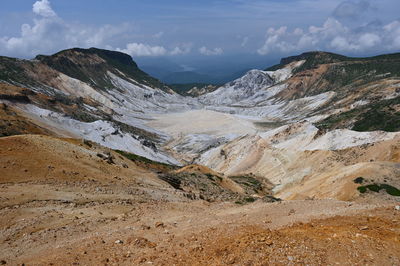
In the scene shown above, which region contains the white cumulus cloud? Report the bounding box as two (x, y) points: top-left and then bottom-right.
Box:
(199, 46), (223, 56)
(33, 0), (57, 17)
(170, 43), (192, 55)
(0, 0), (138, 58)
(0, 0), (194, 58)
(117, 43), (167, 57)
(257, 17), (400, 55)
(118, 43), (193, 57)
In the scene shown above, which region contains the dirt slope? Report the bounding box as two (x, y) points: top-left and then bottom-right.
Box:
(2, 199), (399, 265)
(0, 135), (164, 185)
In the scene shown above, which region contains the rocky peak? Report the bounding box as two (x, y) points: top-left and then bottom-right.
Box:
(228, 69), (274, 91)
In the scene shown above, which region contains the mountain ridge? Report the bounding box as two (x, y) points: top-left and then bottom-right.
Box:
(267, 51), (400, 72)
(35, 47), (172, 92)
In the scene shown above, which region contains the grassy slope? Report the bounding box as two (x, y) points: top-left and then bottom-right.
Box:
(317, 96), (400, 132)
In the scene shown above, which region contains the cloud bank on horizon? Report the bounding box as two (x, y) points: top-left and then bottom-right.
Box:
(0, 0), (399, 59)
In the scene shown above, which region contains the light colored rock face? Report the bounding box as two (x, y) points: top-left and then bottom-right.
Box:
(195, 122), (400, 201)
(56, 73), (114, 110)
(199, 70), (274, 105)
(266, 60), (306, 83)
(198, 61), (305, 107)
(15, 104), (180, 165)
(106, 72), (199, 114)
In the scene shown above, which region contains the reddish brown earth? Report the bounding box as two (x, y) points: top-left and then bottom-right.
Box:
(4, 201), (399, 266)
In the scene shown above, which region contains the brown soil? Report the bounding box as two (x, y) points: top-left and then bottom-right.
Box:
(1, 135), (399, 265)
(2, 199), (399, 266)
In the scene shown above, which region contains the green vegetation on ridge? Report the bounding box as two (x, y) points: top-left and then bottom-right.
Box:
(317, 96), (400, 132)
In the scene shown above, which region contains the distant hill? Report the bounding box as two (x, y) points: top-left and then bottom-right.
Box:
(169, 83), (220, 96)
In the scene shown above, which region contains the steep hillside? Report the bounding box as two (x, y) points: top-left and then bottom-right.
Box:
(277, 52), (400, 131)
(0, 48), (200, 164)
(275, 51), (400, 99)
(36, 48), (171, 92)
(196, 51), (400, 130)
(317, 95), (400, 132)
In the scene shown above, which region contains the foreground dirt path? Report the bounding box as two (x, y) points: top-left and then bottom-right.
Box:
(2, 199), (399, 265)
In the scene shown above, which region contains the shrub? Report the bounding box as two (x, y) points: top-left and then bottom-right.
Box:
(365, 184), (381, 192)
(353, 177), (365, 184)
(357, 183), (400, 196)
(380, 184), (400, 196)
(244, 197), (256, 203)
(357, 186), (367, 193)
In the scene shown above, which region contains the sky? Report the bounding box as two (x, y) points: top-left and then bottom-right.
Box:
(0, 0), (399, 74)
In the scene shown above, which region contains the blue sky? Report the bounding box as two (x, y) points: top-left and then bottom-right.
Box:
(0, 0), (399, 73)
